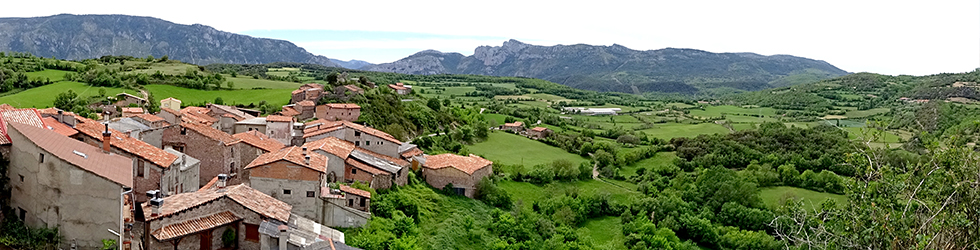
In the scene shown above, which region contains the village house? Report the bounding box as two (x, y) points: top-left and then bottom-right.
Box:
(40, 116), (78, 137)
(0, 108), (48, 156)
(339, 184), (370, 212)
(303, 137), (354, 182)
(231, 130), (286, 178)
(116, 92), (147, 107)
(6, 121), (133, 249)
(340, 84), (364, 94)
(265, 115), (295, 145)
(290, 83), (325, 104)
(138, 183), (349, 250)
(302, 120), (403, 157)
(179, 106), (220, 129)
(162, 122), (240, 186)
(156, 108), (181, 126)
(159, 97), (181, 111)
(320, 184), (371, 228)
(501, 121), (524, 133)
(316, 103), (361, 121)
(387, 82), (411, 95)
(422, 154), (493, 198)
(302, 136), (409, 190)
(122, 107), (145, 117)
(66, 115), (198, 202)
(132, 113), (170, 128)
(528, 127), (552, 139)
(245, 146), (328, 223)
(209, 103), (257, 134)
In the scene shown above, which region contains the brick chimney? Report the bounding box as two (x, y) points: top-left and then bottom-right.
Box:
(101, 123), (111, 153)
(304, 155), (310, 165)
(149, 198), (164, 217)
(217, 174), (228, 189)
(278, 225), (289, 250)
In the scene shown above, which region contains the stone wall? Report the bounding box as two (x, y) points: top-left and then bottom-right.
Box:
(343, 129), (398, 158)
(145, 197), (263, 250)
(161, 126), (234, 188)
(321, 197), (370, 228)
(249, 175), (323, 223)
(267, 121), (292, 146)
(423, 165), (492, 198)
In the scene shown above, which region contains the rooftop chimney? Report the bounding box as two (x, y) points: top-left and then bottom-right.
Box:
(302, 147), (307, 156)
(217, 174), (228, 189)
(149, 197), (164, 216)
(145, 190), (159, 200)
(304, 155), (310, 165)
(101, 123), (111, 153)
(278, 225), (289, 250)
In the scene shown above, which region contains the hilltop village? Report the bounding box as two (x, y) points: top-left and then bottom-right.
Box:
(0, 81), (494, 250)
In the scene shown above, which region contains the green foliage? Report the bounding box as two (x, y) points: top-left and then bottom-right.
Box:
(101, 239), (116, 250)
(0, 211), (62, 249)
(222, 228), (236, 248)
(475, 177), (512, 209)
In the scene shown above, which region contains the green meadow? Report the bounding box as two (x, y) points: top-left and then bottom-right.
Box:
(758, 186), (847, 209)
(145, 84), (292, 107)
(0, 81), (138, 108)
(466, 131), (589, 167)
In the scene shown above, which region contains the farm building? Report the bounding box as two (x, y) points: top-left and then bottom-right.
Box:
(422, 154), (493, 198)
(528, 127), (552, 139)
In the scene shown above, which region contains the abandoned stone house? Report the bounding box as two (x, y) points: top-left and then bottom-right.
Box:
(131, 113), (170, 128)
(161, 122), (240, 187)
(302, 120), (404, 158)
(291, 83), (325, 104)
(319, 184), (371, 228)
(315, 103), (361, 122)
(5, 121), (133, 250)
(422, 154), (494, 198)
(528, 126), (552, 139)
(501, 121), (524, 133)
(338, 184), (370, 212)
(137, 183), (348, 250)
(244, 146), (328, 223)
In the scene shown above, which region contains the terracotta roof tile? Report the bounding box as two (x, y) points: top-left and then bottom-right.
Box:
(266, 115), (293, 122)
(324, 103), (360, 109)
(0, 108), (46, 144)
(343, 85), (363, 92)
(182, 122), (239, 145)
(152, 211), (240, 241)
(423, 154), (492, 175)
(160, 107), (180, 116)
(345, 157), (387, 175)
(302, 121), (343, 138)
(122, 107), (144, 113)
(0, 104), (15, 110)
(400, 147), (424, 158)
(339, 184), (370, 199)
(303, 137), (355, 159)
(41, 117), (78, 137)
(199, 176), (219, 192)
(134, 113), (165, 123)
(279, 106), (300, 117)
(341, 121), (402, 144)
(73, 116), (178, 168)
(504, 122), (523, 127)
(388, 84), (408, 90)
(297, 100), (316, 107)
(37, 107), (60, 116)
(233, 131), (285, 153)
(531, 127), (548, 132)
(143, 184), (292, 222)
(245, 146), (327, 173)
(10, 122), (133, 187)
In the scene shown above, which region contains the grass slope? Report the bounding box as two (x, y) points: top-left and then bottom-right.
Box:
(24, 69), (71, 82)
(636, 123), (731, 140)
(467, 131), (589, 167)
(145, 84), (292, 107)
(0, 81), (138, 108)
(758, 186), (847, 209)
(224, 75), (305, 89)
(620, 152), (679, 177)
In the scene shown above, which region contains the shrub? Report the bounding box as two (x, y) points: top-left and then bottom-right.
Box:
(475, 177), (512, 209)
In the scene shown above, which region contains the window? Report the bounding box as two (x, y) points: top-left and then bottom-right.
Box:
(454, 187), (466, 196)
(230, 162), (236, 174)
(245, 224), (260, 241)
(307, 191), (315, 197)
(38, 153), (44, 163)
(360, 197), (366, 207)
(19, 175), (23, 182)
(137, 160), (145, 177)
(365, 141), (371, 146)
(354, 141), (360, 146)
(283, 189), (291, 195)
(348, 199), (354, 207)
(351, 168), (357, 174)
(180, 128), (186, 135)
(354, 131), (361, 136)
(18, 208), (25, 221)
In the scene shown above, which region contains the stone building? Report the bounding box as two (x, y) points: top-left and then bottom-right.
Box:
(122, 107), (144, 117)
(6, 121), (133, 249)
(302, 120), (402, 157)
(320, 185), (371, 228)
(231, 130), (285, 178)
(131, 113), (170, 128)
(244, 146), (328, 223)
(302, 136), (409, 189)
(161, 122), (240, 187)
(116, 92), (146, 107)
(315, 103), (361, 122)
(159, 97), (181, 111)
(138, 184), (346, 250)
(290, 83), (324, 104)
(501, 121), (524, 133)
(265, 115), (294, 145)
(422, 154), (493, 198)
(387, 83), (411, 95)
(302, 137), (354, 183)
(528, 127), (552, 139)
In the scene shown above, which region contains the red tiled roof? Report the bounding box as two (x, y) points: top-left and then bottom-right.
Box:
(245, 146), (327, 173)
(199, 176), (219, 192)
(41, 117), (78, 137)
(345, 157), (387, 175)
(180, 106), (217, 126)
(423, 154), (492, 175)
(388, 84), (408, 90)
(73, 116), (178, 168)
(142, 184), (292, 222)
(303, 121), (343, 138)
(122, 107), (144, 113)
(400, 147), (424, 158)
(0, 104), (15, 110)
(324, 103), (360, 109)
(266, 115), (293, 122)
(504, 122), (523, 127)
(304, 137), (355, 159)
(343, 85), (363, 92)
(10, 122), (133, 187)
(232, 130), (285, 153)
(297, 100), (316, 107)
(134, 113), (165, 123)
(152, 211), (240, 241)
(279, 106), (300, 117)
(291, 88), (305, 95)
(0, 108), (46, 144)
(339, 184), (371, 199)
(38, 107), (60, 116)
(181, 122), (238, 145)
(160, 107), (180, 116)
(531, 127), (548, 132)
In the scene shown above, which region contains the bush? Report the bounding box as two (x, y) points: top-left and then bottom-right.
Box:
(222, 228), (236, 248)
(475, 177), (512, 209)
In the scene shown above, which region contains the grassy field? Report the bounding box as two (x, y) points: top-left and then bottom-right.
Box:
(844, 108), (889, 118)
(125, 61), (198, 75)
(223, 75), (304, 89)
(688, 105), (778, 118)
(842, 127), (903, 143)
(636, 123), (731, 140)
(0, 81), (138, 108)
(758, 186), (847, 209)
(620, 152), (678, 177)
(498, 180), (642, 208)
(578, 216), (627, 250)
(145, 84), (292, 107)
(467, 132), (589, 166)
(25, 69), (71, 82)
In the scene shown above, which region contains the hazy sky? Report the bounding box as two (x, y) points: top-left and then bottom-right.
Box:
(2, 0), (978, 75)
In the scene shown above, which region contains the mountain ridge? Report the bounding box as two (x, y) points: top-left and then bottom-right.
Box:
(0, 14), (342, 67)
(365, 39), (849, 94)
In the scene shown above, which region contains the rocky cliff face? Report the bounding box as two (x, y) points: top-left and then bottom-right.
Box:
(364, 40), (849, 94)
(0, 14), (341, 67)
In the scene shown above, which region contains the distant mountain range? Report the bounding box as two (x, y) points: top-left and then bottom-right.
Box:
(0, 14), (342, 67)
(330, 58), (374, 69)
(364, 40), (849, 94)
